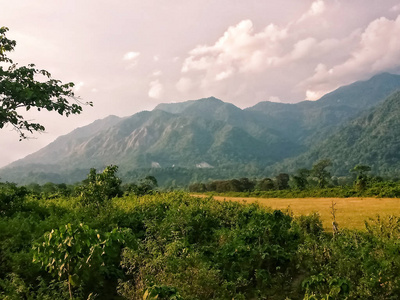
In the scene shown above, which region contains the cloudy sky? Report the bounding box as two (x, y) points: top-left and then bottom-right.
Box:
(1, 0), (400, 167)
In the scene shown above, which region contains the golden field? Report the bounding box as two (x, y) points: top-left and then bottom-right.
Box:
(197, 195), (400, 231)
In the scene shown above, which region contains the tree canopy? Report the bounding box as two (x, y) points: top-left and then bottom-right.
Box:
(0, 26), (91, 140)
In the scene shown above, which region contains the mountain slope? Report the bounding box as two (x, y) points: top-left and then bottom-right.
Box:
(246, 73), (400, 144)
(271, 91), (400, 176)
(0, 99), (301, 183)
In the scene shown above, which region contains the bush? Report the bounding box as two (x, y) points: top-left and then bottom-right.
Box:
(77, 165), (122, 209)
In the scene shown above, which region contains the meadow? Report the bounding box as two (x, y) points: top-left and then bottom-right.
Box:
(203, 195), (400, 230)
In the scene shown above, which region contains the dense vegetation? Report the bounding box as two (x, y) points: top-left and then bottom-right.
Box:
(189, 160), (400, 198)
(2, 167), (400, 299)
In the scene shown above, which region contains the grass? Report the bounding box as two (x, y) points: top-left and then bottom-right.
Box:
(195, 195), (400, 231)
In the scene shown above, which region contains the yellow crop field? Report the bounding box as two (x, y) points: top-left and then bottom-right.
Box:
(202, 195), (400, 231)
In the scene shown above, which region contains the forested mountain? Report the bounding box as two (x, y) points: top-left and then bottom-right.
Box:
(1, 73), (400, 185)
(271, 90), (400, 176)
(246, 72), (400, 144)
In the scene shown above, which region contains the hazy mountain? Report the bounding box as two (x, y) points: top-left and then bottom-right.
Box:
(246, 72), (400, 144)
(2, 73), (400, 185)
(1, 99), (300, 183)
(270, 90), (400, 176)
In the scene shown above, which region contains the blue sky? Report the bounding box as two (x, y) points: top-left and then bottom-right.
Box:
(1, 0), (400, 167)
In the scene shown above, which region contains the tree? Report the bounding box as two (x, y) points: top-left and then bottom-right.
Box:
(33, 223), (126, 299)
(275, 173), (290, 190)
(350, 164), (371, 191)
(311, 159), (332, 188)
(292, 168), (311, 190)
(136, 175), (158, 196)
(78, 165), (122, 209)
(0, 27), (91, 140)
(256, 177), (275, 191)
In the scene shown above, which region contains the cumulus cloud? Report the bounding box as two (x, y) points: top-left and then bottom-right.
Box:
(268, 96), (281, 102)
(176, 0), (400, 104)
(299, 0), (326, 22)
(181, 19), (288, 75)
(148, 79), (164, 99)
(391, 4), (400, 11)
(123, 51), (140, 60)
(176, 77), (194, 93)
(302, 15), (400, 98)
(152, 70), (162, 77)
(74, 81), (84, 91)
(177, 2), (349, 103)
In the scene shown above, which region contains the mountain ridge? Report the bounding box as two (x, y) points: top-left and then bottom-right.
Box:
(2, 72), (400, 185)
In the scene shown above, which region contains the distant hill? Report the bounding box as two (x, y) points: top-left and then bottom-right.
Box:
(246, 72), (400, 144)
(2, 73), (400, 185)
(270, 90), (400, 176)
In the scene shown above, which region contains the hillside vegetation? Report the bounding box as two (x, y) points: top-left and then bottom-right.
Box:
(273, 91), (400, 176)
(2, 168), (400, 299)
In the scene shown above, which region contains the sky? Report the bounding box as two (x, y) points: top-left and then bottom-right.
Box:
(1, 0), (400, 167)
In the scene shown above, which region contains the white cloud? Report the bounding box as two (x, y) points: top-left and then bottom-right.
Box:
(152, 70), (162, 76)
(391, 4), (400, 11)
(290, 37), (318, 60)
(74, 81), (84, 91)
(268, 96), (281, 102)
(176, 77), (194, 93)
(302, 15), (400, 99)
(298, 0), (326, 23)
(310, 0), (325, 15)
(215, 69), (234, 81)
(148, 79), (164, 99)
(123, 51), (140, 60)
(181, 19), (288, 78)
(177, 0), (400, 104)
(178, 11), (351, 102)
(306, 89), (324, 100)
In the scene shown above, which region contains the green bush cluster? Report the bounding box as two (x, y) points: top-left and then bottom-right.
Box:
(2, 176), (400, 299)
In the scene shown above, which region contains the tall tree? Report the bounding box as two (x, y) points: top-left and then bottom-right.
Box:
(292, 168), (311, 190)
(311, 159), (332, 188)
(275, 173), (290, 190)
(350, 164), (371, 191)
(0, 27), (91, 140)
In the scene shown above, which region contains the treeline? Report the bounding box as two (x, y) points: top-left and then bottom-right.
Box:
(189, 159), (400, 197)
(2, 166), (400, 298)
(6, 166), (159, 200)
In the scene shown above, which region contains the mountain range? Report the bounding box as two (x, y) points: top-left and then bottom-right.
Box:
(1, 72), (400, 185)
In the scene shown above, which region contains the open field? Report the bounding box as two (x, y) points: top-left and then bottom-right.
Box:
(196, 195), (400, 231)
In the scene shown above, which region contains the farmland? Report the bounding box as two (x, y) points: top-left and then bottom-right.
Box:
(201, 195), (400, 230)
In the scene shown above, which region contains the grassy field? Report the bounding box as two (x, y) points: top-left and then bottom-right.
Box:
(196, 195), (400, 231)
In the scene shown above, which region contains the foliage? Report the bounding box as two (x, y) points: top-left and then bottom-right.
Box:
(311, 159), (332, 188)
(123, 175), (158, 196)
(77, 165), (122, 209)
(143, 285), (183, 300)
(32, 223), (126, 298)
(0, 27), (92, 140)
(0, 182), (28, 216)
(117, 194), (301, 299)
(275, 173), (290, 190)
(2, 178), (400, 299)
(350, 164), (372, 191)
(297, 216), (400, 299)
